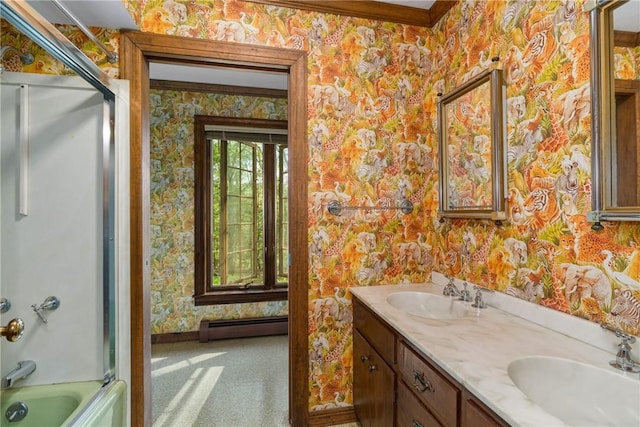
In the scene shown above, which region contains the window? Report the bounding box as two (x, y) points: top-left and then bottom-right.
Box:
(194, 116), (288, 304)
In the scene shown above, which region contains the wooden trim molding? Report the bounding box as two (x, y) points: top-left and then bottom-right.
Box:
(151, 331), (200, 344)
(244, 0), (454, 27)
(308, 407), (359, 426)
(150, 79), (288, 98)
(614, 30), (640, 48)
(120, 31), (308, 427)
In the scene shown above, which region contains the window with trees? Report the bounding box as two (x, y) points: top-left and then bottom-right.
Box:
(194, 116), (288, 304)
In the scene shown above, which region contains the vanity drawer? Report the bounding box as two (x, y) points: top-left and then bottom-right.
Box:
(397, 381), (443, 427)
(353, 298), (396, 366)
(398, 341), (459, 427)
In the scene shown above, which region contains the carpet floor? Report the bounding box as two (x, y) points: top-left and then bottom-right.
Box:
(152, 335), (291, 427)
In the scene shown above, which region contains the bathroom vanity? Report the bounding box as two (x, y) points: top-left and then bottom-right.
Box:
(351, 280), (640, 427)
(353, 295), (506, 427)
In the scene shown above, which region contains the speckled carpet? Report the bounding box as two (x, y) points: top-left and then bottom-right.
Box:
(152, 335), (290, 427)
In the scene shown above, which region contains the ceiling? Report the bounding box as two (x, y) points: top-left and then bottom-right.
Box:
(22, 0), (640, 90)
(24, 0), (444, 90)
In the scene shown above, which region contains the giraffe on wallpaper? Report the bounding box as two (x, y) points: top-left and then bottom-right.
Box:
(123, 0), (640, 412)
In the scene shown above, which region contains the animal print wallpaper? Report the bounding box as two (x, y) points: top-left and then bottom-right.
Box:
(148, 89), (289, 333)
(4, 0), (640, 412)
(0, 20), (120, 76)
(614, 45), (640, 79)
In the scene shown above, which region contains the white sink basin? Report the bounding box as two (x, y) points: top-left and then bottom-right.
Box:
(386, 291), (468, 319)
(508, 356), (640, 426)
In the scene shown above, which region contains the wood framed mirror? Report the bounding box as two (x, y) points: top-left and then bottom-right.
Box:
(587, 0), (640, 223)
(437, 68), (507, 221)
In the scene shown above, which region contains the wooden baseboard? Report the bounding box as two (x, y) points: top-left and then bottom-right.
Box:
(151, 331), (200, 344)
(199, 315), (288, 342)
(308, 407), (358, 426)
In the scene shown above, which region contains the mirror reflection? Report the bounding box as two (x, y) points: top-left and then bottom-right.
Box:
(611, 1), (640, 207)
(590, 0), (640, 221)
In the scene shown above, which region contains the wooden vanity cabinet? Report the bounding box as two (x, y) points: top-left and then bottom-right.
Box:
(353, 299), (396, 427)
(461, 391), (510, 427)
(398, 341), (459, 426)
(397, 381), (443, 427)
(353, 295), (507, 427)
(353, 330), (395, 427)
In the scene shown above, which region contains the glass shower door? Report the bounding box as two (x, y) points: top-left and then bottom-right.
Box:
(0, 73), (107, 385)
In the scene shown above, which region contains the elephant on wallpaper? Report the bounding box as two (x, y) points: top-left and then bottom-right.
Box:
(557, 263), (611, 309)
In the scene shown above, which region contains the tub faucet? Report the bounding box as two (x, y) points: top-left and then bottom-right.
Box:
(2, 360), (36, 389)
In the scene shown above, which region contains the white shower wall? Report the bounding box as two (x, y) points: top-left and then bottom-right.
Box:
(0, 72), (128, 387)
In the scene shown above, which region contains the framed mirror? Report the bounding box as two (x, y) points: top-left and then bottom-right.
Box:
(437, 68), (507, 221)
(588, 0), (640, 223)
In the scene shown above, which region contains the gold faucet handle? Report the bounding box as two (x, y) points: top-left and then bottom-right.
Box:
(0, 318), (25, 342)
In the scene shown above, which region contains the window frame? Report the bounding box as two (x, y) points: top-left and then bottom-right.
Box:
(194, 115), (288, 305)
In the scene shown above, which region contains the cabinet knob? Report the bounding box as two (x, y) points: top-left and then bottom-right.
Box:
(360, 355), (369, 363)
(368, 364), (377, 372)
(412, 420), (424, 427)
(412, 369), (434, 393)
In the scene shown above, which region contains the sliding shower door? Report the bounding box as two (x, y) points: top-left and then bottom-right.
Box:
(0, 72), (105, 385)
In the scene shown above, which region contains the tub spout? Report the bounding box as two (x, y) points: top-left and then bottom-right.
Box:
(2, 360), (36, 389)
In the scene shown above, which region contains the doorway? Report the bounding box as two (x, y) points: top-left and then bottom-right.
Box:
(120, 31), (309, 426)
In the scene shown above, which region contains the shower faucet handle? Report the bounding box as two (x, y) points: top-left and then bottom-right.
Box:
(0, 298), (10, 313)
(32, 296), (60, 323)
(0, 318), (25, 342)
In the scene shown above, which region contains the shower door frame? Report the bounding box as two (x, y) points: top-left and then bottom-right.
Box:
(0, 0), (126, 386)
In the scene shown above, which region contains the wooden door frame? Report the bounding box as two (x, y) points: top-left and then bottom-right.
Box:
(120, 31), (309, 427)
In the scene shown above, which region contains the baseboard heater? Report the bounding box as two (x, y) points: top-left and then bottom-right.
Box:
(199, 315), (288, 343)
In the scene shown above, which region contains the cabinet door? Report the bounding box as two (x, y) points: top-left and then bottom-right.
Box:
(461, 393), (508, 427)
(397, 381), (442, 427)
(354, 330), (395, 427)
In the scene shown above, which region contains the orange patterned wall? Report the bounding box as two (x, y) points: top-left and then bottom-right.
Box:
(5, 0), (640, 411)
(431, 0), (640, 342)
(148, 88), (289, 333)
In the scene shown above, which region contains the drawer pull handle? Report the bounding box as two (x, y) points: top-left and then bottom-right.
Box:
(368, 364), (378, 372)
(412, 420), (424, 427)
(360, 355), (369, 363)
(413, 370), (434, 393)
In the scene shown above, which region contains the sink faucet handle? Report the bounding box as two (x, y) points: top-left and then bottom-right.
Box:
(459, 282), (472, 302)
(601, 323), (637, 343)
(601, 324), (640, 372)
(472, 286), (493, 309)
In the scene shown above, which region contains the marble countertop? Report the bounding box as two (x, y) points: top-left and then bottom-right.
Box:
(350, 275), (640, 426)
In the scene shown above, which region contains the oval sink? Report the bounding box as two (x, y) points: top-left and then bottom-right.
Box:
(386, 291), (468, 319)
(508, 356), (640, 426)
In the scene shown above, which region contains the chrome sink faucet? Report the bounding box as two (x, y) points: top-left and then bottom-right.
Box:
(443, 276), (460, 297)
(472, 286), (494, 309)
(601, 324), (640, 373)
(442, 276), (472, 302)
(2, 360), (36, 389)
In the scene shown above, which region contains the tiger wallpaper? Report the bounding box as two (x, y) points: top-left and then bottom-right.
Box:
(3, 0), (640, 412)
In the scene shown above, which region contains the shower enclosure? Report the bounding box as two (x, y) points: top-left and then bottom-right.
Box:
(0, 0), (130, 424)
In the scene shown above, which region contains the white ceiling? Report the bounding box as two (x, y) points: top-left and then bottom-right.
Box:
(373, 0), (435, 9)
(21, 0), (640, 90)
(614, 0), (640, 32)
(148, 62), (289, 90)
(26, 0), (137, 30)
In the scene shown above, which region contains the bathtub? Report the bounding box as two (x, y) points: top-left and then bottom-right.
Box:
(0, 380), (126, 426)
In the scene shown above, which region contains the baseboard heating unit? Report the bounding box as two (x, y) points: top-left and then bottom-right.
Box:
(199, 315), (288, 342)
